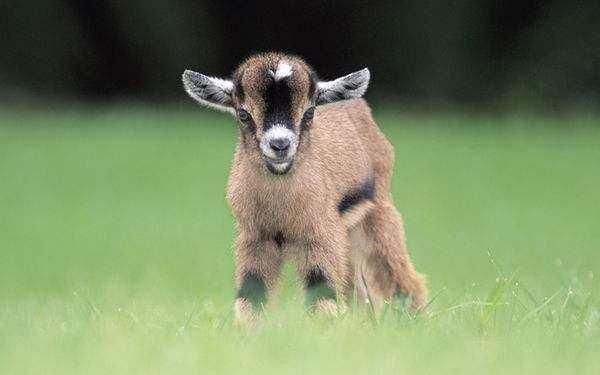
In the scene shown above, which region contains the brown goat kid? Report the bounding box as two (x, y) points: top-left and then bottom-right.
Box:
(182, 53), (427, 321)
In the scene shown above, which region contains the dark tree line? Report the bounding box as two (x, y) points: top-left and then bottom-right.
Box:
(1, 0), (598, 108)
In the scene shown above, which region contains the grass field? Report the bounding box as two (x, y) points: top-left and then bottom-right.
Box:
(1, 108), (599, 374)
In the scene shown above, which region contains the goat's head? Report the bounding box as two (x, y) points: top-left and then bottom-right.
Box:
(182, 52), (370, 175)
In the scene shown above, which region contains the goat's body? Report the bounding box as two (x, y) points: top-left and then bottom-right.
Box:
(183, 52), (426, 319)
(228, 99), (426, 312)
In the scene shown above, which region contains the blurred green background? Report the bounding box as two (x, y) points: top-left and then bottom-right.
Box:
(1, 0), (599, 109)
(2, 109), (599, 301)
(1, 2), (600, 374)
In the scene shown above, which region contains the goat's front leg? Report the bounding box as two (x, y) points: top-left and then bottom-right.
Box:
(295, 228), (352, 315)
(234, 230), (283, 324)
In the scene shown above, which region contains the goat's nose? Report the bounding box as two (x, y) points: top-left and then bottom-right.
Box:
(269, 138), (290, 152)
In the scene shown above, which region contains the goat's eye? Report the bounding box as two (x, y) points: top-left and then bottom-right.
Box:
(237, 109), (251, 122)
(303, 107), (315, 121)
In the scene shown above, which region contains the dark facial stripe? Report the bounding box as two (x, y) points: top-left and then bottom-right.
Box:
(337, 175), (376, 213)
(305, 267), (336, 306)
(237, 272), (267, 310)
(263, 73), (294, 131)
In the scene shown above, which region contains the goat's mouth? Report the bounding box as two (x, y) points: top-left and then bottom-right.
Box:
(265, 158), (293, 175)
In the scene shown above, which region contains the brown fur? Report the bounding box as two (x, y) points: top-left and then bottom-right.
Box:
(185, 52), (427, 321)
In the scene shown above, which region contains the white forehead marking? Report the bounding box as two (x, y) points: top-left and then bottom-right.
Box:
(273, 61), (293, 81)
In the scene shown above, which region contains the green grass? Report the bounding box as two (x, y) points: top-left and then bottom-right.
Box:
(1, 108), (599, 374)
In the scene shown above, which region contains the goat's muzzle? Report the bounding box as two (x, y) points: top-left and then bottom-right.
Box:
(260, 125), (298, 175)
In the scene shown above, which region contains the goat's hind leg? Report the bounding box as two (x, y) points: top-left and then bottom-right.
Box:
(366, 200), (428, 310)
(349, 222), (401, 311)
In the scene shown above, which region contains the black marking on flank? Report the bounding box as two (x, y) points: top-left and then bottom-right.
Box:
(236, 272), (267, 310)
(305, 267), (336, 305)
(337, 175), (376, 213)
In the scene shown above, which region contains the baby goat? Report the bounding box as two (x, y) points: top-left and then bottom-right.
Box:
(182, 52), (427, 321)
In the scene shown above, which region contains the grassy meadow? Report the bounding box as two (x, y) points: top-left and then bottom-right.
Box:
(1, 108), (599, 374)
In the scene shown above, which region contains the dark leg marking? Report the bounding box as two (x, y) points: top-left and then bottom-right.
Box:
(304, 267), (336, 307)
(337, 174), (375, 213)
(394, 291), (410, 308)
(237, 273), (267, 311)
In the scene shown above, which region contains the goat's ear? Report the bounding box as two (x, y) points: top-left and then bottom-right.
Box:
(315, 68), (370, 105)
(182, 70), (235, 114)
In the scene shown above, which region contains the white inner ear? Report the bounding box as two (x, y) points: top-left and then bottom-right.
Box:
(316, 68), (370, 105)
(182, 70), (235, 115)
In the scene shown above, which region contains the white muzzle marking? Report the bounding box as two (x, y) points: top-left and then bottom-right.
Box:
(260, 125), (298, 163)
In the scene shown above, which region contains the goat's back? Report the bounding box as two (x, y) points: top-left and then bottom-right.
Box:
(310, 98), (394, 197)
